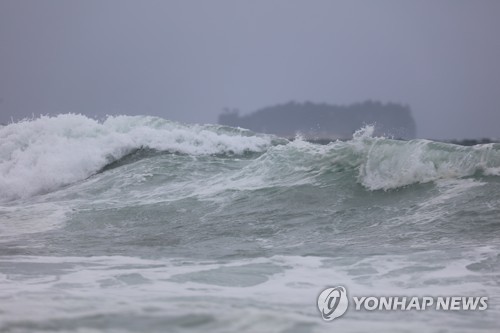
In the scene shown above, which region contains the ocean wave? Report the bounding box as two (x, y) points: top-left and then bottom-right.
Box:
(350, 130), (500, 190)
(1, 114), (499, 201)
(0, 114), (276, 201)
(224, 126), (500, 192)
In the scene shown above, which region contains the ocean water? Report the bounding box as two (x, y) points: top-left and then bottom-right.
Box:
(0, 114), (499, 332)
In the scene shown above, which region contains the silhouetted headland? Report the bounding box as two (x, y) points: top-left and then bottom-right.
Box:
(219, 100), (417, 140)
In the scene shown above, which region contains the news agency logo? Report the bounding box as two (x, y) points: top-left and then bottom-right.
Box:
(317, 286), (349, 321)
(317, 286), (488, 321)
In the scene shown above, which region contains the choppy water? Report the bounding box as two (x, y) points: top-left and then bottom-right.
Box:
(1, 114), (499, 332)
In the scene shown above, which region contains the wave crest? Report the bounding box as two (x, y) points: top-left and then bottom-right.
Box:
(0, 114), (276, 200)
(1, 115), (499, 201)
(354, 137), (500, 190)
(234, 126), (500, 192)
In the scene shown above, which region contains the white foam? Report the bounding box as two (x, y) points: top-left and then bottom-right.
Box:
(0, 202), (70, 238)
(1, 117), (499, 201)
(1, 252), (498, 332)
(0, 114), (274, 201)
(352, 130), (500, 190)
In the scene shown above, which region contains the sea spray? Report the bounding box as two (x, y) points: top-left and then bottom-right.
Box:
(1, 114), (499, 333)
(0, 114), (275, 200)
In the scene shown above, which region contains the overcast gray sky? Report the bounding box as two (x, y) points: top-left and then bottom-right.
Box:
(1, 0), (499, 139)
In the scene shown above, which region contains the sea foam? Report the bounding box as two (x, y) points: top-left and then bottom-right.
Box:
(0, 114), (274, 201)
(353, 133), (500, 190)
(1, 114), (499, 201)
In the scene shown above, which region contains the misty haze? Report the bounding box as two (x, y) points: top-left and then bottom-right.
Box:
(1, 1), (500, 139)
(219, 100), (417, 139)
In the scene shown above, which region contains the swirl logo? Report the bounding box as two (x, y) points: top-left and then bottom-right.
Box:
(317, 286), (349, 321)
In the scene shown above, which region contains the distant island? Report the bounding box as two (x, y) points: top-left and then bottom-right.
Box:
(218, 100), (417, 139)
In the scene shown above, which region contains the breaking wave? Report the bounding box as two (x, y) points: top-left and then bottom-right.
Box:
(1, 114), (499, 201)
(0, 114), (277, 200)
